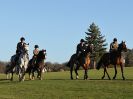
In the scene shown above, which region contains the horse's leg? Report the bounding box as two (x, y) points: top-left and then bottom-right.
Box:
(105, 67), (111, 80)
(19, 67), (23, 82)
(102, 67), (106, 79)
(70, 64), (74, 80)
(37, 68), (40, 78)
(10, 71), (14, 81)
(21, 66), (26, 81)
(86, 69), (88, 79)
(28, 67), (31, 80)
(120, 64), (125, 80)
(37, 68), (41, 80)
(84, 69), (88, 80)
(113, 65), (117, 80)
(32, 67), (35, 80)
(29, 71), (32, 80)
(40, 69), (43, 80)
(75, 65), (80, 79)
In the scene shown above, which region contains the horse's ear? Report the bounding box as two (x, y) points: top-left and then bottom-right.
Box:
(27, 43), (29, 45)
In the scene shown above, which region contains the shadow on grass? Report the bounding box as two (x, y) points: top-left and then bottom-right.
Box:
(0, 78), (33, 84)
(45, 78), (133, 81)
(0, 78), (132, 84)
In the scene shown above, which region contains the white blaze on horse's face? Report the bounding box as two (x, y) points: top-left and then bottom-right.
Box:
(43, 51), (46, 55)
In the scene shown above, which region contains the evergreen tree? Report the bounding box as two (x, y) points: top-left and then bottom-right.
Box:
(85, 22), (107, 68)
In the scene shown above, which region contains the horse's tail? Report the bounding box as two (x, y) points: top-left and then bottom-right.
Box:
(66, 54), (77, 68)
(66, 61), (70, 67)
(96, 56), (103, 70)
(5, 63), (13, 74)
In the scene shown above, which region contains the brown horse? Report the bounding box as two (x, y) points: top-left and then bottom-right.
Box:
(67, 44), (93, 80)
(27, 50), (46, 80)
(96, 41), (127, 80)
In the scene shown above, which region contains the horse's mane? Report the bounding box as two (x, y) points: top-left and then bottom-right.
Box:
(37, 51), (46, 60)
(84, 44), (92, 55)
(118, 41), (127, 52)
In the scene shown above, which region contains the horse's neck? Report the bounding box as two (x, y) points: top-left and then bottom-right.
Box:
(20, 52), (29, 59)
(116, 50), (122, 57)
(37, 55), (44, 62)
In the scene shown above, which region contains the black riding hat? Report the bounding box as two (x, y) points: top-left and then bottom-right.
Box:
(35, 45), (39, 48)
(113, 38), (117, 42)
(20, 37), (25, 41)
(80, 39), (85, 42)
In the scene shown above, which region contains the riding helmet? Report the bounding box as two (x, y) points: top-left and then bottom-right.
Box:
(113, 38), (117, 42)
(35, 45), (39, 48)
(80, 39), (85, 42)
(20, 37), (25, 41)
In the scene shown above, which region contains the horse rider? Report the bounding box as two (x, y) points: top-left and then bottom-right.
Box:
(32, 45), (40, 64)
(16, 37), (26, 60)
(75, 39), (86, 64)
(16, 37), (26, 54)
(110, 38), (118, 62)
(110, 38), (118, 52)
(76, 39), (86, 59)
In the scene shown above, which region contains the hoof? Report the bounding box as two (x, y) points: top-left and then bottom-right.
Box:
(76, 76), (79, 79)
(84, 75), (87, 80)
(101, 76), (104, 79)
(10, 78), (13, 81)
(39, 78), (42, 80)
(113, 77), (116, 80)
(71, 77), (73, 80)
(123, 77), (125, 80)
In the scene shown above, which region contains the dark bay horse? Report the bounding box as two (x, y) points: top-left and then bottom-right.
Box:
(27, 50), (46, 80)
(67, 44), (93, 80)
(96, 41), (127, 80)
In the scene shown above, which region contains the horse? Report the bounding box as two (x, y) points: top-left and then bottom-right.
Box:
(96, 41), (127, 80)
(67, 44), (93, 80)
(6, 43), (29, 81)
(27, 50), (46, 80)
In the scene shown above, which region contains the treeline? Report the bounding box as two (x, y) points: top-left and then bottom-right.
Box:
(0, 61), (9, 73)
(45, 49), (133, 71)
(125, 49), (133, 67)
(0, 49), (133, 73)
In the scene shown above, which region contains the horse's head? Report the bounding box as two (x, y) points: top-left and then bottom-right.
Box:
(118, 41), (127, 52)
(85, 44), (93, 54)
(23, 43), (29, 53)
(38, 49), (46, 59)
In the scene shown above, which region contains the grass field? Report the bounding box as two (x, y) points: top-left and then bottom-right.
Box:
(0, 67), (133, 99)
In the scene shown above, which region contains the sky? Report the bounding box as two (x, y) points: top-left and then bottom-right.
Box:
(0, 0), (133, 63)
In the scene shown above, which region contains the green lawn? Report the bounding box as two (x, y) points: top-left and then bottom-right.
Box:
(0, 67), (133, 99)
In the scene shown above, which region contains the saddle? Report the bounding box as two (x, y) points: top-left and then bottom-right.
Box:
(109, 51), (117, 64)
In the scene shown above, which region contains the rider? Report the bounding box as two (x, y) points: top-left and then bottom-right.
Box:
(16, 37), (26, 60)
(110, 38), (118, 52)
(16, 37), (26, 54)
(76, 39), (86, 58)
(14, 37), (26, 74)
(32, 45), (40, 64)
(110, 38), (118, 62)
